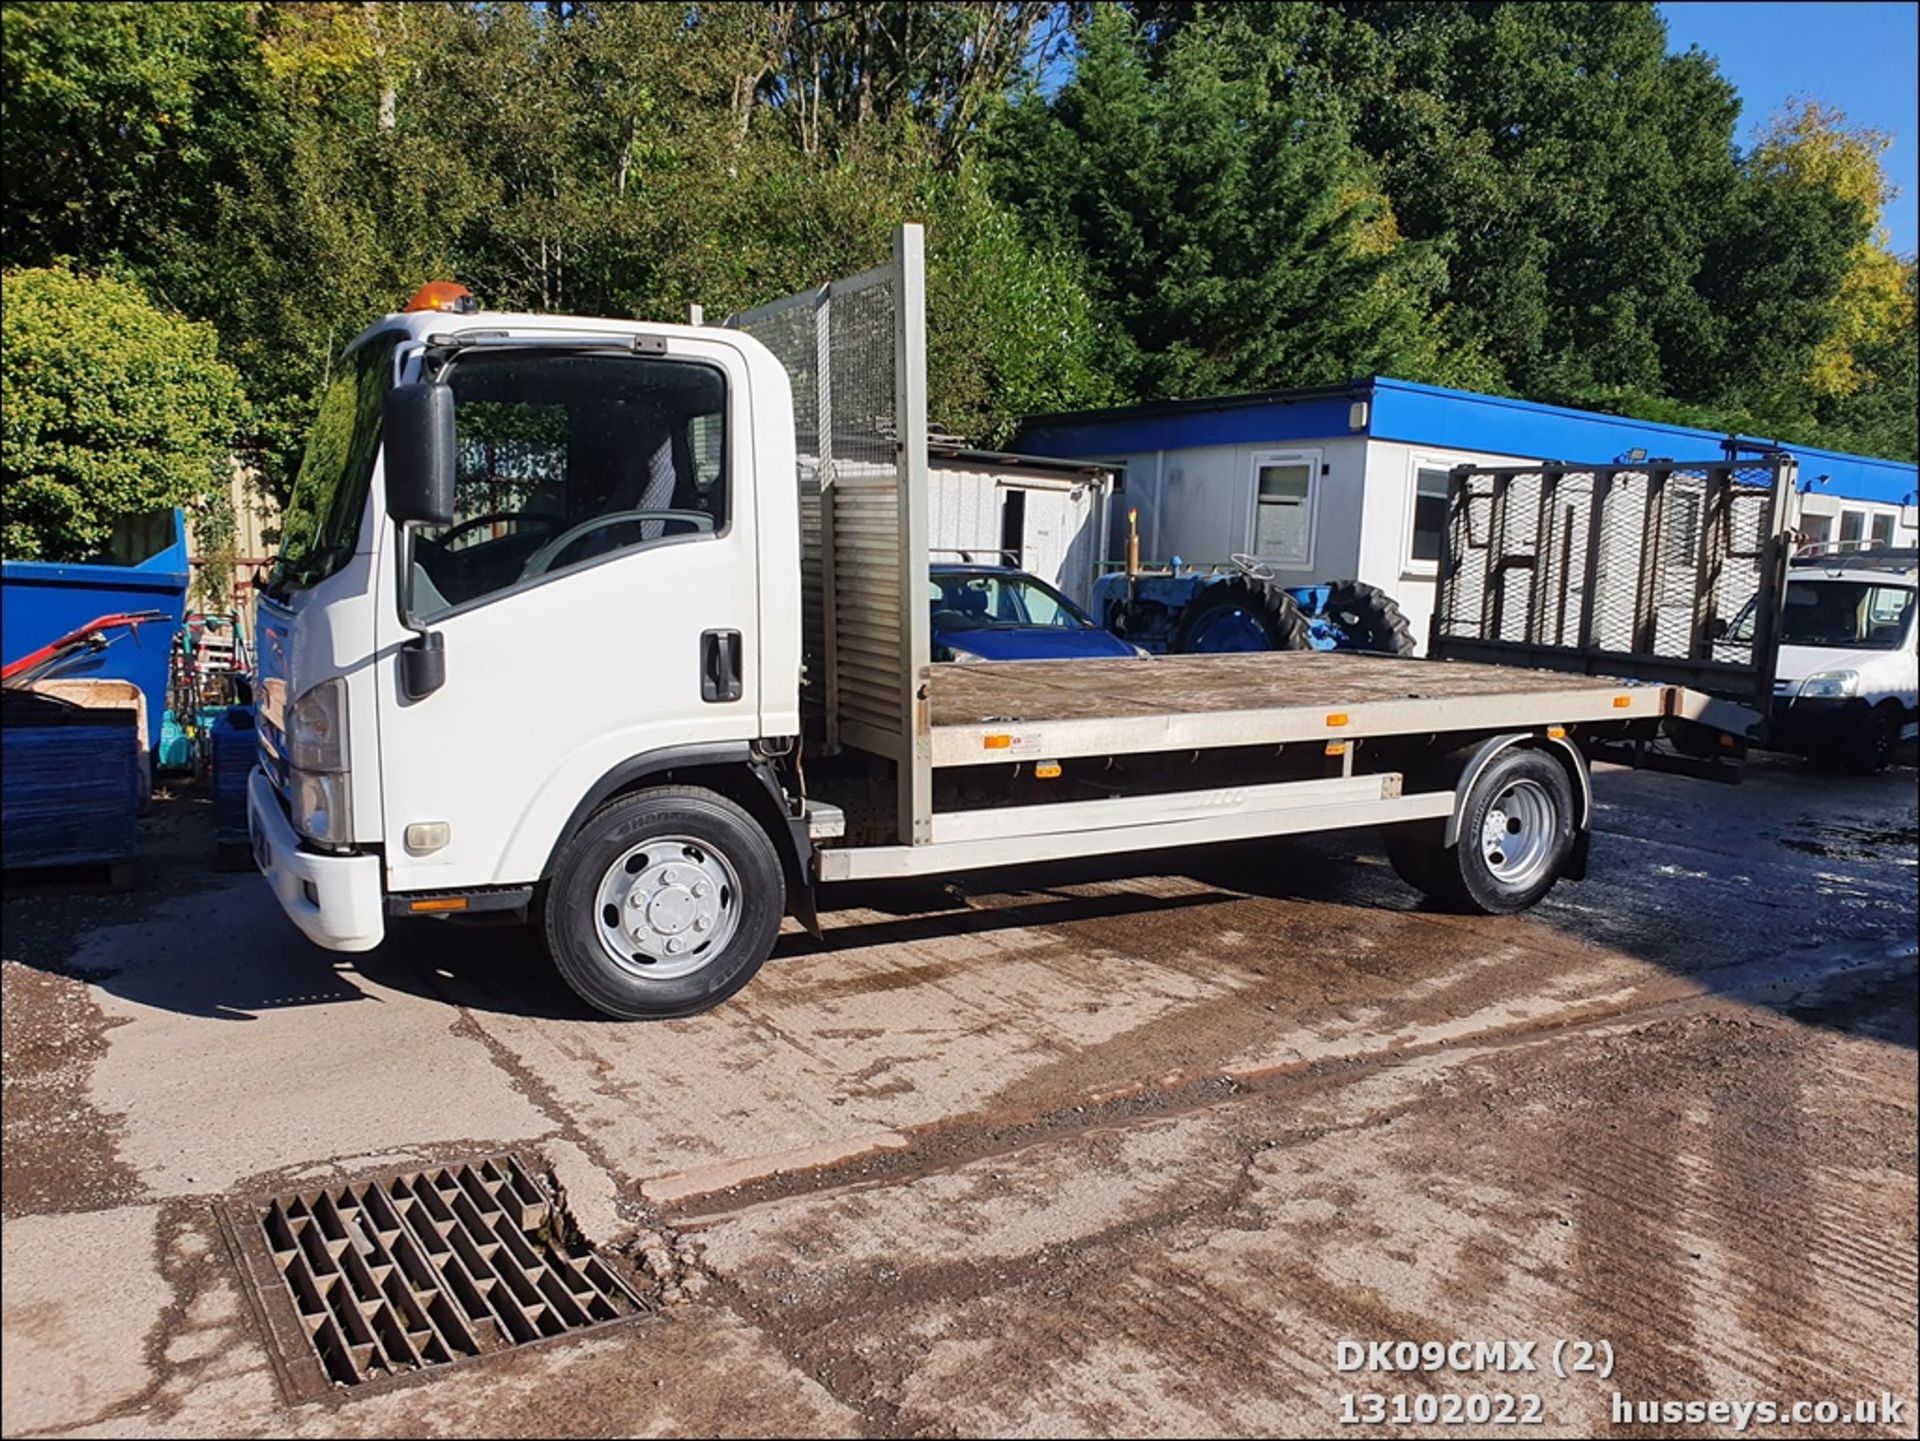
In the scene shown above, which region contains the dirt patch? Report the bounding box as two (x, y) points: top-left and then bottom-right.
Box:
(0, 960), (142, 1217)
(688, 982), (1917, 1437)
(2, 792), (233, 1219)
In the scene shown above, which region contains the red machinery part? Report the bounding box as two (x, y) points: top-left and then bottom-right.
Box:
(2, 611), (169, 686)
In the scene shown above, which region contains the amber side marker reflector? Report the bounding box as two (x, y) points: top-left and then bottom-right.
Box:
(1546, 725), (1567, 739)
(1326, 712), (1349, 727)
(410, 896), (468, 913)
(1325, 741), (1349, 756)
(1613, 695), (1633, 708)
(1034, 760), (1062, 779)
(984, 734), (1013, 749)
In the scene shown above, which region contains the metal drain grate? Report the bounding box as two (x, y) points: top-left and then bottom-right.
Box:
(249, 1154), (644, 1389)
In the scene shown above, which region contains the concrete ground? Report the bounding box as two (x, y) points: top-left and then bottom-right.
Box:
(3, 754), (1915, 1439)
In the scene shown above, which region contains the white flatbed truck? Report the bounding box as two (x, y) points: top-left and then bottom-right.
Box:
(248, 227), (1767, 1019)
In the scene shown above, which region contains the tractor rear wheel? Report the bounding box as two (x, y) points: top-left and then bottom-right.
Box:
(1325, 581), (1418, 656)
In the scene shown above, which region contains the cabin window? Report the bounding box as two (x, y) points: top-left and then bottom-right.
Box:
(1411, 467), (1451, 564)
(1250, 451), (1317, 566)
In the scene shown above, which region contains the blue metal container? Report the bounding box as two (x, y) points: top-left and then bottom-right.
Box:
(0, 508), (191, 745)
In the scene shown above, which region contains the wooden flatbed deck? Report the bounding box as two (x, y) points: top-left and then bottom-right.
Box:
(927, 651), (1679, 767)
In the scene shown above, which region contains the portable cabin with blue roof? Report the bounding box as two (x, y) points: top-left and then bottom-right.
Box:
(1014, 377), (1919, 654)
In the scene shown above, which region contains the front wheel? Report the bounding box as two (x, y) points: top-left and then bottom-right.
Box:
(542, 786), (785, 1019)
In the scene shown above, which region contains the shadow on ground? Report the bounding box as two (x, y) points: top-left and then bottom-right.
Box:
(3, 754), (1913, 1047)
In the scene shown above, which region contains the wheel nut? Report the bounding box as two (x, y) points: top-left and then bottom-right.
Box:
(692, 881), (709, 898)
(662, 868), (678, 884)
(628, 890), (644, 907)
(666, 937), (684, 954)
(694, 916), (711, 932)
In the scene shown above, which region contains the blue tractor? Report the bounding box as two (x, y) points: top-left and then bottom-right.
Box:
(1092, 554), (1418, 657)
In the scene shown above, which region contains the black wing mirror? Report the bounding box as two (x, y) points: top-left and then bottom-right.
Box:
(384, 383), (455, 526)
(384, 382), (454, 700)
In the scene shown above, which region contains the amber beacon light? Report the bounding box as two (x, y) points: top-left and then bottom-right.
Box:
(402, 280), (478, 314)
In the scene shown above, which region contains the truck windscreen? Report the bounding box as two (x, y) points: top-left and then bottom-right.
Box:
(265, 335), (398, 597)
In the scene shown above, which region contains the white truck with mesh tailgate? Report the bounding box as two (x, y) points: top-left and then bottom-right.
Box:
(249, 228), (1782, 1019)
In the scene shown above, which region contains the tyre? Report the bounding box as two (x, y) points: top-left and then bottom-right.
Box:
(1172, 578), (1313, 654)
(1839, 705), (1899, 776)
(1426, 749), (1578, 914)
(542, 785), (785, 1019)
(1325, 580), (1418, 656)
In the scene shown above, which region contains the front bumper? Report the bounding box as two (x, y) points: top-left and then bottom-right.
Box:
(247, 767), (385, 951)
(1767, 694), (1864, 753)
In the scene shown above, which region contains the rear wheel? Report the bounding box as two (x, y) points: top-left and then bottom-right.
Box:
(1390, 749), (1578, 913)
(542, 786), (785, 1019)
(1440, 750), (1577, 913)
(1172, 578), (1313, 653)
(1325, 580), (1418, 656)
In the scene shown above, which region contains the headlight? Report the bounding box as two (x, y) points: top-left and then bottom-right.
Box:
(291, 769), (353, 845)
(288, 678), (348, 772)
(287, 678), (350, 842)
(1799, 670), (1859, 698)
(1129, 643), (1153, 659)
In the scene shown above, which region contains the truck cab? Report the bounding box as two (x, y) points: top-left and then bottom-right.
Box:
(248, 297), (804, 978)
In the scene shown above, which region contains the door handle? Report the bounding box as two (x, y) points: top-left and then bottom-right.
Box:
(701, 629), (742, 703)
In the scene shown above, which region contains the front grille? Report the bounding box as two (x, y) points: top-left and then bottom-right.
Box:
(257, 713), (289, 792)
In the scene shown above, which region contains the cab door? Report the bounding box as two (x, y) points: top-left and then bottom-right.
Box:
(372, 338), (762, 893)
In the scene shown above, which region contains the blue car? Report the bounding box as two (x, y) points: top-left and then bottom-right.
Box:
(929, 564), (1144, 662)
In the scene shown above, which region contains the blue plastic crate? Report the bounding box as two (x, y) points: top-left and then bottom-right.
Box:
(211, 706), (256, 845)
(1, 694), (140, 870)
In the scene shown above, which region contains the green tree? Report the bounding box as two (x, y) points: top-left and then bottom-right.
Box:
(1299, 1), (1749, 403)
(1, 267), (248, 563)
(1745, 102), (1917, 460)
(0, 3), (268, 290)
(922, 168), (1122, 442)
(992, 5), (1449, 400)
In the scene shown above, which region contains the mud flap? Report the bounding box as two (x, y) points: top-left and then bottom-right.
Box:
(788, 869), (824, 941)
(1566, 826), (1591, 882)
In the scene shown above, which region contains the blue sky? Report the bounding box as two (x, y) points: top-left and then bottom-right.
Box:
(1659, 2), (1918, 256)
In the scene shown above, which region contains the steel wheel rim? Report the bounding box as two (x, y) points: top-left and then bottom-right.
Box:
(1479, 779), (1557, 888)
(593, 835), (742, 980)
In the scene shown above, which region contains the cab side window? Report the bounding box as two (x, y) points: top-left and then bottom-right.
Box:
(411, 351), (727, 618)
